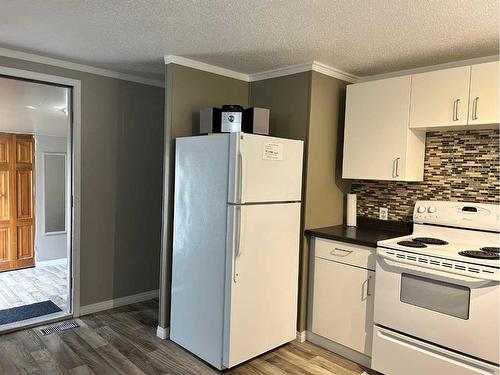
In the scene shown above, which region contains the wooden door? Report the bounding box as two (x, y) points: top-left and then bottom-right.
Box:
(0, 133), (35, 272)
(410, 66), (471, 128)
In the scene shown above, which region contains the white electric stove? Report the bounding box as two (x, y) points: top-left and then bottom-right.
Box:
(371, 200), (500, 375)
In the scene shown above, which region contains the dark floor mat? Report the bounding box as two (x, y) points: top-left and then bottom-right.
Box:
(0, 301), (62, 325)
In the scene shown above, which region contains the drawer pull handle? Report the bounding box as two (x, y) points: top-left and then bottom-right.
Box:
(330, 248), (354, 257)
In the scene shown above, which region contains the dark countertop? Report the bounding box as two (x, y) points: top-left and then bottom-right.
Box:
(305, 217), (412, 248)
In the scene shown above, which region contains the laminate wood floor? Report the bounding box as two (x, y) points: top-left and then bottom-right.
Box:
(0, 263), (68, 312)
(0, 299), (377, 374)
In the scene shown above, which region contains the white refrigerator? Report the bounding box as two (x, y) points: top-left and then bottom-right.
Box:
(170, 132), (303, 369)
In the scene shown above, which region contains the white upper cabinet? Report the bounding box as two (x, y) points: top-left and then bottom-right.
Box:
(343, 61), (498, 181)
(342, 76), (425, 181)
(410, 66), (471, 128)
(468, 61), (499, 125)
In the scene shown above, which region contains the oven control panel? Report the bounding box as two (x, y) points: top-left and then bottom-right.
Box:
(413, 201), (500, 232)
(378, 247), (500, 281)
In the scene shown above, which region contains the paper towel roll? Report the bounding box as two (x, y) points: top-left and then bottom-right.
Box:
(346, 193), (357, 227)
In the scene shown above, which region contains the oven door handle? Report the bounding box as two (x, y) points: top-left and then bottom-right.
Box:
(378, 252), (499, 285)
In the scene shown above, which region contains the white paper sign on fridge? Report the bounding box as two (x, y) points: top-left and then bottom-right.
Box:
(262, 142), (283, 161)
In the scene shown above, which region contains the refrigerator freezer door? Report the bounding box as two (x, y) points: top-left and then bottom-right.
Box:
(228, 133), (303, 204)
(223, 202), (301, 368)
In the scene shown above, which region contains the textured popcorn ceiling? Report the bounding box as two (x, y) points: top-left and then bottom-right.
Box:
(0, 0), (498, 80)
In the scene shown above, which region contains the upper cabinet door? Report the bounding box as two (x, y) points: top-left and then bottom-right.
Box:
(410, 66), (471, 128)
(468, 61), (499, 126)
(342, 76), (412, 180)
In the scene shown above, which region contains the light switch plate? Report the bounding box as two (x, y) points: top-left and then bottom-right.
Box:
(379, 207), (388, 220)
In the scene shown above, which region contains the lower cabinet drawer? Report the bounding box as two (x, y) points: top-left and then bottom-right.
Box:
(314, 238), (375, 271)
(372, 326), (499, 375)
(311, 257), (375, 356)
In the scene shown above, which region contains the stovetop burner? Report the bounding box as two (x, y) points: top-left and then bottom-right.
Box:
(480, 247), (500, 254)
(413, 237), (448, 245)
(459, 250), (500, 260)
(397, 240), (427, 248)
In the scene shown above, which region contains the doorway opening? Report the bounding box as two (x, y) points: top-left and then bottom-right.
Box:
(0, 72), (77, 331)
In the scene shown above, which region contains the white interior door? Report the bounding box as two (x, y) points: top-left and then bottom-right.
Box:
(231, 133), (303, 204)
(34, 135), (69, 265)
(224, 203), (300, 368)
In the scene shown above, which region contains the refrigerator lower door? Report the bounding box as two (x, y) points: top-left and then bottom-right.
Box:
(228, 133), (304, 204)
(223, 202), (301, 368)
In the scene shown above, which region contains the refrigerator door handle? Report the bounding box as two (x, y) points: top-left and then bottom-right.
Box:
(233, 206), (242, 283)
(237, 152), (244, 203)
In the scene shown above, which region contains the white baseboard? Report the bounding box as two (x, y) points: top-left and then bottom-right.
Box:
(79, 289), (159, 316)
(306, 331), (371, 369)
(156, 325), (170, 339)
(296, 331), (306, 343)
(36, 258), (67, 267)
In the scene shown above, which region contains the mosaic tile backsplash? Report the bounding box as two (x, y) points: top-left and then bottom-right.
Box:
(351, 129), (499, 221)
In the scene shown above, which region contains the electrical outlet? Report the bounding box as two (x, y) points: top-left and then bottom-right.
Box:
(379, 207), (388, 220)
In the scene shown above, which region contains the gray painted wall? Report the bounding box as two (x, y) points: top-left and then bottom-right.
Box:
(158, 63), (249, 328)
(0, 55), (165, 306)
(302, 72), (350, 331)
(249, 72), (311, 142)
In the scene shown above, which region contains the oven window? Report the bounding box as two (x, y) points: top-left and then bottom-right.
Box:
(400, 273), (470, 319)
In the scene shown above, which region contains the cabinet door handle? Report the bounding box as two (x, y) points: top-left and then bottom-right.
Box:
(392, 157), (400, 178)
(367, 275), (373, 297)
(472, 97), (479, 120)
(330, 247), (353, 257)
(453, 99), (460, 121)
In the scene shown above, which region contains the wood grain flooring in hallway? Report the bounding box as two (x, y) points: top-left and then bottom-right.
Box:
(0, 299), (376, 374)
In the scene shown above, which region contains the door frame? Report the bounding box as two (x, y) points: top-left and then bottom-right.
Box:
(0, 65), (81, 320)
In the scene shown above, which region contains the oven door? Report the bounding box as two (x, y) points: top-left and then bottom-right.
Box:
(374, 248), (499, 364)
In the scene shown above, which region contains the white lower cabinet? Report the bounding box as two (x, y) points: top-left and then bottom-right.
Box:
(309, 238), (375, 359)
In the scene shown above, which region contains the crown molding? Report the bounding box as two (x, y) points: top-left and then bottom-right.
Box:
(165, 55), (249, 82)
(248, 61), (359, 83)
(247, 63), (313, 82)
(311, 61), (359, 83)
(360, 55), (499, 82)
(0, 47), (164, 87)
(165, 55), (360, 83)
